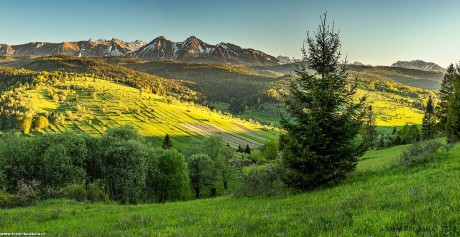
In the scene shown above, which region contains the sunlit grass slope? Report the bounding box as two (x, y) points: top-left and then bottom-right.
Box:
(23, 78), (278, 150)
(214, 88), (425, 128)
(2, 141), (459, 236)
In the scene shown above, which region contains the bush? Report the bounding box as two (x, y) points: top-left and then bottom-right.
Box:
(235, 161), (286, 197)
(62, 183), (87, 202)
(0, 190), (34, 208)
(249, 149), (265, 164)
(399, 140), (443, 167)
(87, 181), (107, 202)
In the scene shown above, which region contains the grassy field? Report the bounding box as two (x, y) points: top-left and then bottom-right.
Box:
(19, 78), (278, 150)
(213, 87), (425, 128)
(1, 140), (459, 236)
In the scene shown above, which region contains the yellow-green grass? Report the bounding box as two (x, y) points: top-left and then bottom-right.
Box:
(214, 88), (424, 128)
(22, 78), (279, 150)
(2, 140), (459, 236)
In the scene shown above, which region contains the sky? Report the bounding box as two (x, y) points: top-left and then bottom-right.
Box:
(0, 0), (459, 67)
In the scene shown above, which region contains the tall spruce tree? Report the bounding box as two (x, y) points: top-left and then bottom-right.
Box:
(279, 14), (366, 190)
(162, 134), (173, 149)
(446, 64), (460, 143)
(422, 95), (436, 140)
(437, 64), (455, 130)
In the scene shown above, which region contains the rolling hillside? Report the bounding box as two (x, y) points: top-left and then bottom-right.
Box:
(0, 73), (277, 150)
(0, 56), (437, 130)
(247, 63), (444, 90)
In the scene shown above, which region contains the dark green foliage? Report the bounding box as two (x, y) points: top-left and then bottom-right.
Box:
(279, 14), (365, 190)
(62, 183), (87, 202)
(100, 127), (148, 204)
(398, 124), (422, 144)
(235, 162), (285, 197)
(422, 96), (436, 139)
(143, 148), (164, 203)
(185, 136), (236, 194)
(446, 64), (460, 143)
(86, 181), (107, 202)
(236, 144), (244, 153)
(263, 140), (278, 161)
(0, 132), (87, 195)
(156, 149), (190, 202)
(162, 134), (173, 149)
(436, 64), (455, 130)
(244, 144), (251, 154)
(187, 154), (215, 198)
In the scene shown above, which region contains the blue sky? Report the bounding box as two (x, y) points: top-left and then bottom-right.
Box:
(1, 0), (459, 67)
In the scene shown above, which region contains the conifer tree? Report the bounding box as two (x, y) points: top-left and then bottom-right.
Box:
(446, 64), (460, 143)
(421, 95), (436, 139)
(162, 134), (173, 149)
(279, 13), (366, 190)
(244, 144), (251, 154)
(436, 64), (455, 130)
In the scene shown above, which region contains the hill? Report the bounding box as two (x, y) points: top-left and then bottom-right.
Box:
(2, 142), (458, 235)
(105, 58), (434, 127)
(0, 56), (435, 128)
(247, 63), (444, 90)
(0, 70), (277, 150)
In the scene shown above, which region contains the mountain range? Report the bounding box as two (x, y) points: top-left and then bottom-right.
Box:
(391, 60), (446, 74)
(0, 36), (279, 66)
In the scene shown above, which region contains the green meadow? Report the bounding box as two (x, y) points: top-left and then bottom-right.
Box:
(1, 140), (458, 236)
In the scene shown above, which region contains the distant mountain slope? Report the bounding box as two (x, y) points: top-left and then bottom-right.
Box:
(0, 36), (279, 66)
(391, 60), (446, 74)
(127, 36), (279, 65)
(0, 39), (145, 57)
(247, 63), (444, 90)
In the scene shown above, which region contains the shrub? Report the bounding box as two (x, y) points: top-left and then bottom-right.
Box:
(62, 183), (87, 202)
(235, 161), (286, 197)
(249, 149), (265, 164)
(399, 140), (443, 167)
(87, 181), (107, 202)
(0, 190), (31, 208)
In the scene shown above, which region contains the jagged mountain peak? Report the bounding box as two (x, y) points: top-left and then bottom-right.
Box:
(0, 36), (279, 65)
(391, 60), (446, 74)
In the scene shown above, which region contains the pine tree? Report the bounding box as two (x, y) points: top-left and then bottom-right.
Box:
(162, 134), (173, 149)
(279, 13), (366, 190)
(421, 95), (436, 140)
(446, 64), (460, 143)
(437, 64), (455, 130)
(244, 144), (251, 154)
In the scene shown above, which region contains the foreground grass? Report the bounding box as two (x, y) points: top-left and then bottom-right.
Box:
(2, 142), (459, 236)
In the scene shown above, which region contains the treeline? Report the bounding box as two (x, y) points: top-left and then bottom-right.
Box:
(0, 126), (278, 207)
